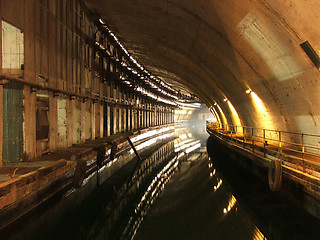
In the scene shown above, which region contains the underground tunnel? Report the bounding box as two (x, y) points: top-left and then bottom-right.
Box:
(1, 0), (320, 239)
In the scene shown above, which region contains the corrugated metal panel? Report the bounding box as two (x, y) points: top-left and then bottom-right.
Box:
(3, 81), (23, 162)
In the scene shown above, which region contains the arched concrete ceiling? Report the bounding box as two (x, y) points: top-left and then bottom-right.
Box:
(85, 0), (320, 134)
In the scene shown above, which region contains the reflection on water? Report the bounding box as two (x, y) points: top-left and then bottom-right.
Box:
(207, 135), (320, 240)
(120, 127), (204, 240)
(122, 154), (181, 240)
(17, 123), (319, 240)
(133, 125), (268, 240)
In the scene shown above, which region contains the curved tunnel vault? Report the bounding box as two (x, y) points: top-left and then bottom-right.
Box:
(86, 0), (320, 135)
(2, 1), (320, 236)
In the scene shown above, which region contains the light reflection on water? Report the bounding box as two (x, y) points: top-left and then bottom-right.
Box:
(120, 127), (203, 240)
(132, 125), (268, 240)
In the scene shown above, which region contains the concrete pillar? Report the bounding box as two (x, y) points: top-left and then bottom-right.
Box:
(136, 96), (140, 129)
(118, 105), (122, 133)
(150, 104), (152, 127)
(165, 108), (167, 124)
(142, 100), (146, 128)
(157, 106), (160, 126)
(113, 105), (117, 134)
(147, 103), (150, 128)
(125, 92), (129, 132)
(48, 92), (57, 151)
(129, 107), (133, 131)
(123, 92), (127, 132)
(91, 101), (96, 140)
(125, 107), (129, 131)
(80, 101), (86, 143)
(171, 108), (174, 123)
(162, 107), (165, 125)
(121, 101), (125, 132)
(118, 90), (122, 132)
(24, 86), (37, 159)
(114, 86), (119, 134)
(106, 104), (110, 136)
(99, 102), (103, 138)
(137, 109), (140, 130)
(153, 106), (156, 126)
(162, 106), (165, 125)
(151, 104), (155, 127)
(167, 108), (169, 124)
(121, 105), (125, 132)
(140, 108), (144, 129)
(99, 81), (104, 138)
(66, 97), (73, 147)
(132, 108), (136, 130)
(105, 84), (111, 136)
(144, 104), (147, 128)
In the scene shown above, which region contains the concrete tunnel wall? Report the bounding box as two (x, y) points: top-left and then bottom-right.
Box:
(85, 0), (320, 136)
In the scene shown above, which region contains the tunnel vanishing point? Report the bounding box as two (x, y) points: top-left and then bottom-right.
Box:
(1, 0), (320, 235)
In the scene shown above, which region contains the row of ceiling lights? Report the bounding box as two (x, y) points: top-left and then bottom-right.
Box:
(217, 89), (252, 104)
(97, 18), (197, 107)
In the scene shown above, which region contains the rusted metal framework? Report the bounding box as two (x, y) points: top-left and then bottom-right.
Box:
(0, 0), (198, 165)
(206, 122), (320, 173)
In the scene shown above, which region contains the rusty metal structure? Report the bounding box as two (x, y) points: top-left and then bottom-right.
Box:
(0, 0), (200, 165)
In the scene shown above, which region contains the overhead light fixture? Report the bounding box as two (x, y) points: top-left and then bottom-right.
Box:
(246, 89), (252, 94)
(223, 98), (228, 102)
(300, 41), (320, 69)
(214, 103), (217, 106)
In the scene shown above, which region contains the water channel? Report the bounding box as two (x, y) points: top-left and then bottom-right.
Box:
(4, 123), (320, 240)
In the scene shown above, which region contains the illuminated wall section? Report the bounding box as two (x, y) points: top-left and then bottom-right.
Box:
(248, 91), (274, 130)
(209, 106), (220, 125)
(226, 100), (242, 126)
(214, 103), (228, 126)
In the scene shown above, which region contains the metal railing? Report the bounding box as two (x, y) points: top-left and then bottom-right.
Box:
(206, 122), (320, 161)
